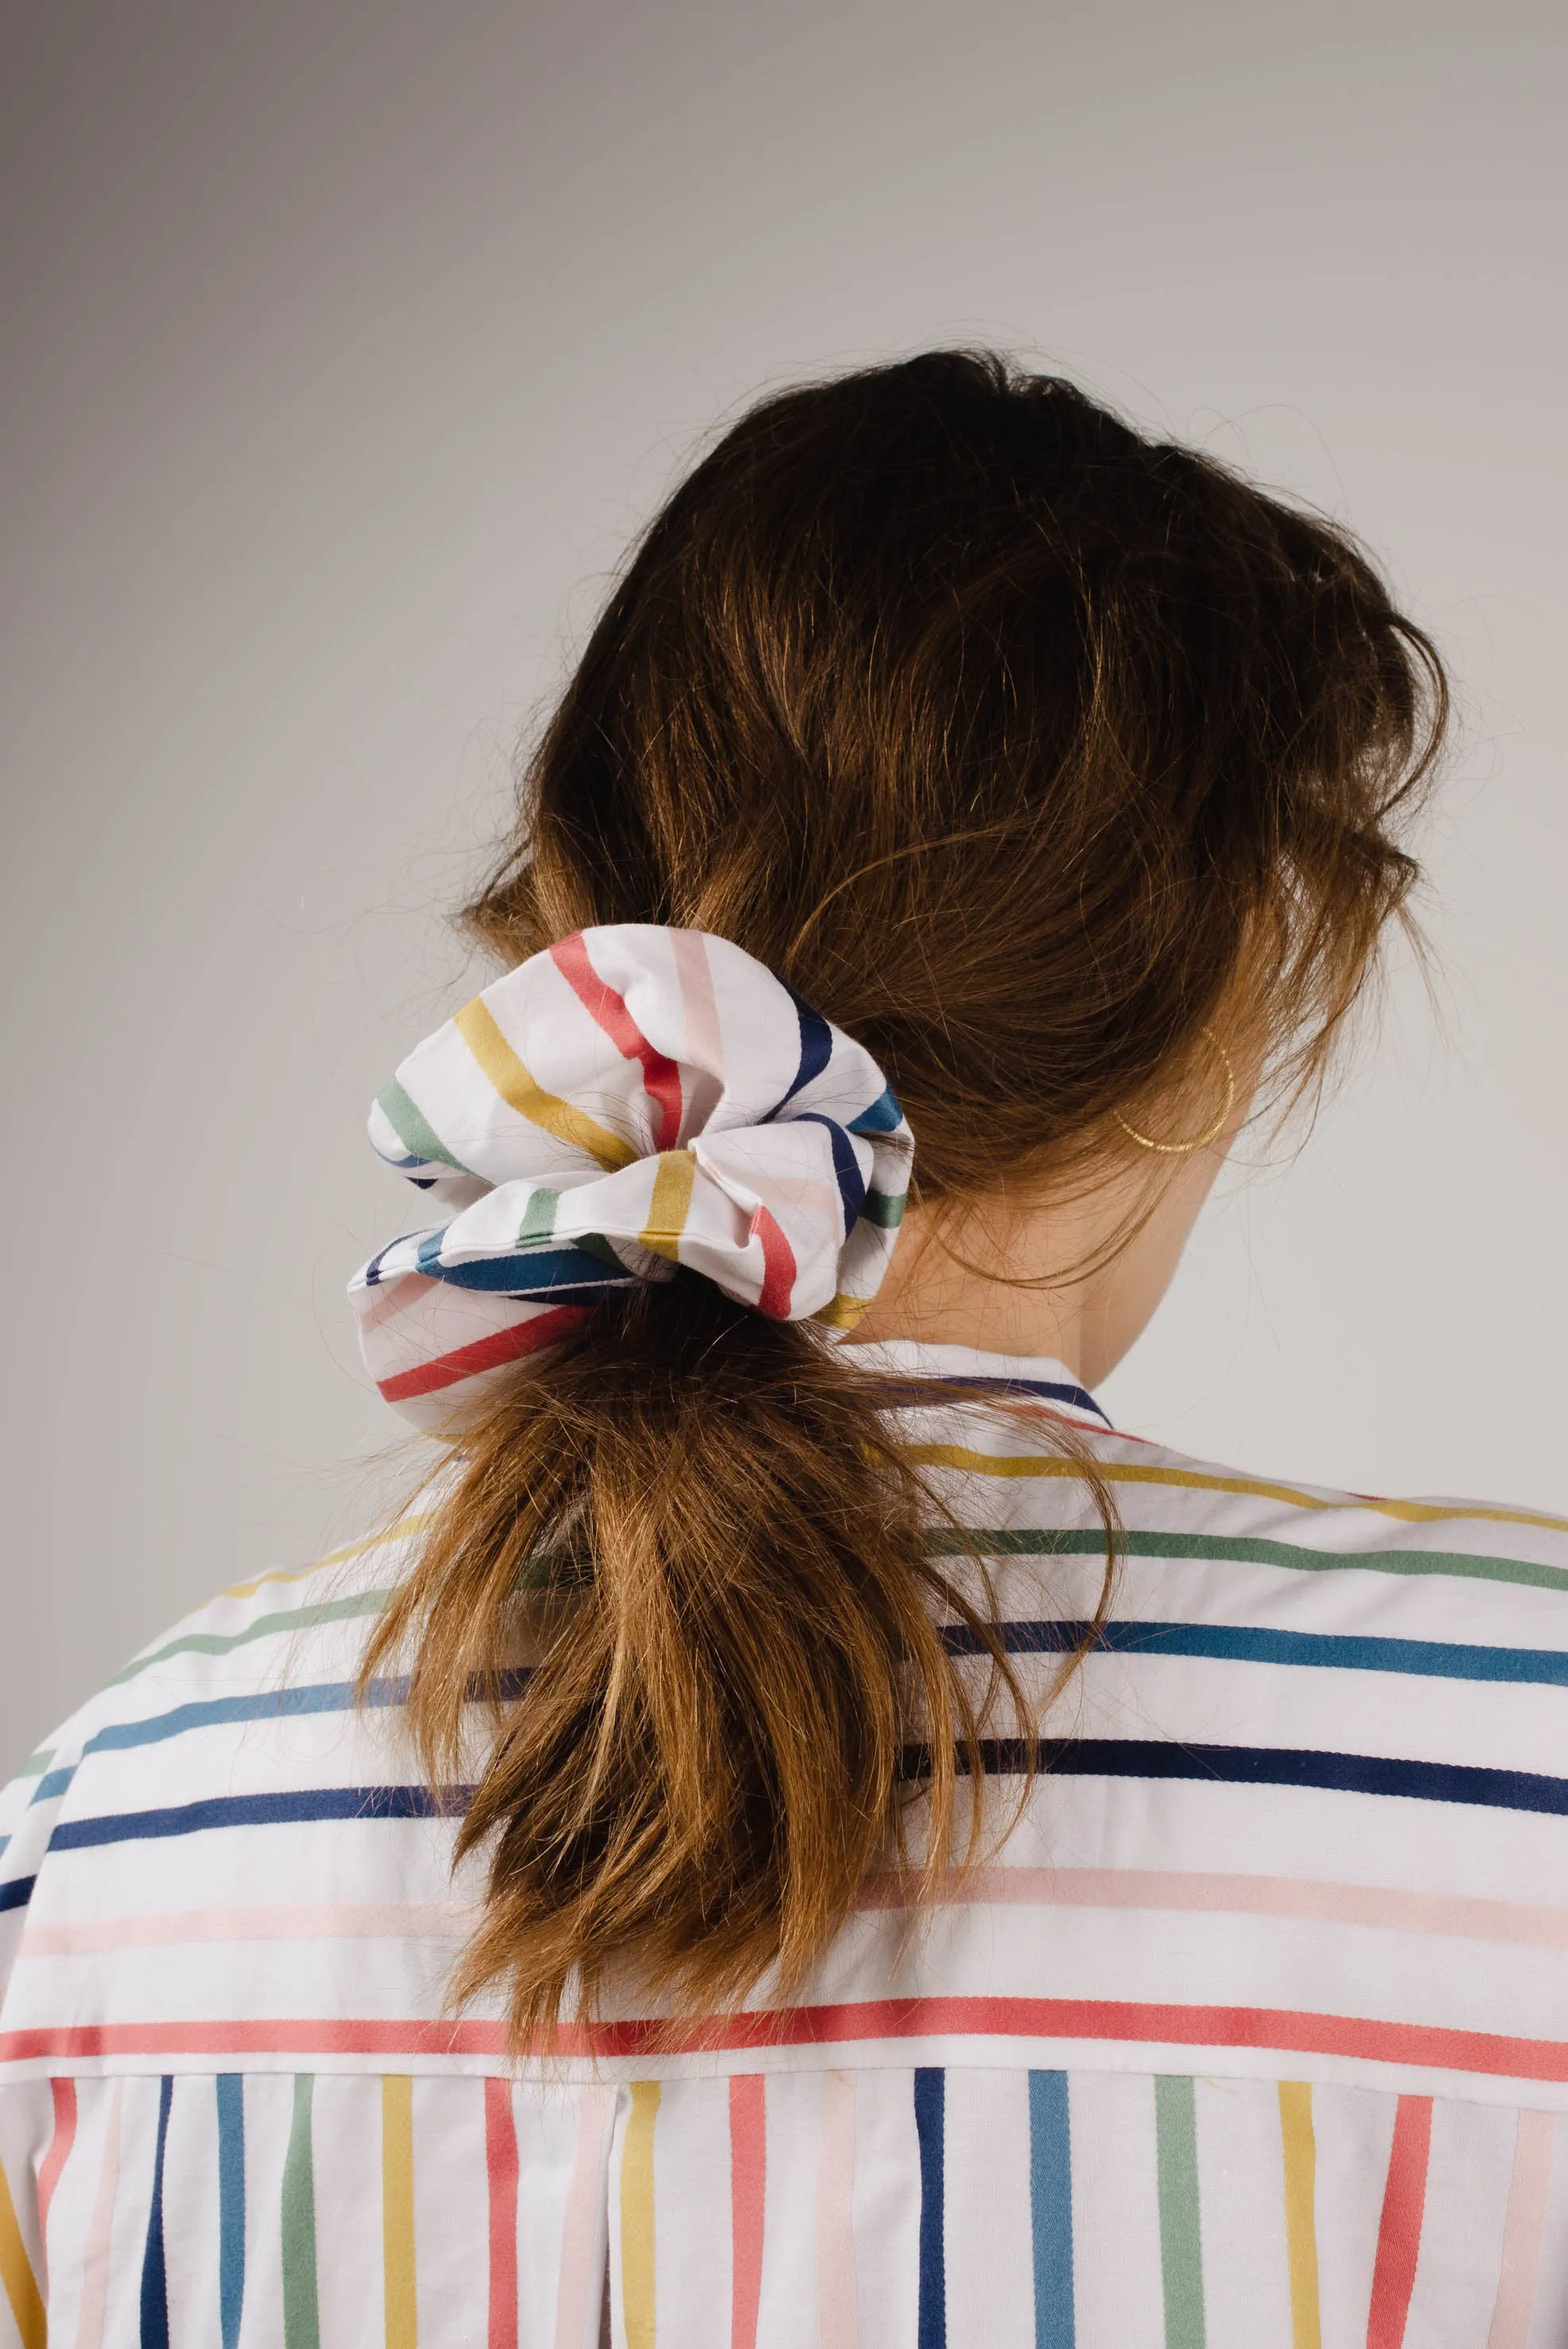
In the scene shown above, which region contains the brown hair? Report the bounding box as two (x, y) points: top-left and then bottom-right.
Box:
(362, 351), (1447, 2046)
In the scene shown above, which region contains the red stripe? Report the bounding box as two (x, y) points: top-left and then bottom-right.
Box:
(550, 933), (683, 1152)
(751, 1205), (797, 1320)
(37, 2075), (76, 2251)
(729, 2075), (767, 2349)
(375, 1304), (593, 1403)
(1366, 2095), (1432, 2348)
(10, 1997), (1568, 2083)
(483, 2076), (519, 2349)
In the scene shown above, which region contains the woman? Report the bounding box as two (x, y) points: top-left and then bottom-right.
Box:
(1, 352), (1560, 2349)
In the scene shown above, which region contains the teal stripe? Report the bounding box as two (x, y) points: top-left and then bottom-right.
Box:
(281, 2076), (320, 2349)
(216, 2075), (246, 2349)
(1154, 2077), (1205, 2349)
(103, 1590), (391, 1690)
(860, 1188), (907, 1229)
(516, 1186), (560, 1243)
(923, 1524), (1568, 1596)
(375, 1077), (475, 1176)
(1028, 2071), (1074, 2349)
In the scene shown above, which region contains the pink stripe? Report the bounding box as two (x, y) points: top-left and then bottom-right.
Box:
(553, 2086), (613, 2349)
(669, 930), (724, 1138)
(751, 1205), (797, 1319)
(1486, 2109), (1555, 2349)
(1367, 2095), (1432, 2349)
(21, 1902), (480, 1957)
(41, 1861), (1551, 1967)
(16, 1995), (1568, 2084)
(37, 2077), (76, 2269)
(551, 934), (683, 1153)
(72, 2077), (121, 2349)
(484, 2077), (519, 2349)
(815, 2071), (858, 2349)
(857, 1865), (1568, 1951)
(729, 2075), (766, 2349)
(377, 1303), (593, 1402)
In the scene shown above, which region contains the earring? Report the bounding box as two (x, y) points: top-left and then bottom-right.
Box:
(1112, 1025), (1238, 1156)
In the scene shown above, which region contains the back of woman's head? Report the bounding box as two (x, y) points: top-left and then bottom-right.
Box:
(362, 351), (1447, 2044)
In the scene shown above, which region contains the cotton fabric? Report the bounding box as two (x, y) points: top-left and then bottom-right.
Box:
(352, 926), (913, 1425)
(6, 1346), (1568, 2344)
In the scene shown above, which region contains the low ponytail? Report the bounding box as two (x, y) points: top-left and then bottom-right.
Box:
(362, 1278), (1024, 2044)
(356, 349), (1449, 2043)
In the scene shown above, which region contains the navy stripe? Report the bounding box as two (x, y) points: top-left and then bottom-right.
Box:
(944, 1618), (1568, 1687)
(49, 1783), (473, 1853)
(891, 1375), (1111, 1427)
(776, 979), (835, 1108)
(914, 2067), (947, 2349)
(901, 1738), (1568, 1815)
(0, 1875), (35, 1913)
(216, 2075), (247, 2349)
(793, 1111), (867, 1232)
(138, 2075), (173, 2349)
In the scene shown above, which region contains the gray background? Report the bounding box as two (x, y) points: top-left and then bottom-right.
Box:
(2, 0), (1564, 1760)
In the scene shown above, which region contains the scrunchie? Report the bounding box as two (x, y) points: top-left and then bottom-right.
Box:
(351, 924), (914, 1424)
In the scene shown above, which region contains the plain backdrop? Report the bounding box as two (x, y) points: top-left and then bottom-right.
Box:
(2, 0), (1564, 1760)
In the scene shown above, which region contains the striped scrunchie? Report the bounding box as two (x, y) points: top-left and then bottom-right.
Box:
(351, 924), (914, 1424)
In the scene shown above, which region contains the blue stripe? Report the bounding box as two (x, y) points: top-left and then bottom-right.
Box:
(793, 1112), (867, 1233)
(138, 2075), (173, 2349)
(0, 1875), (35, 1913)
(39, 1669), (527, 1779)
(1028, 2071), (1075, 2349)
(776, 980), (835, 1108)
(929, 1739), (1568, 1815)
(414, 1235), (633, 1294)
(945, 1618), (1568, 1687)
(914, 2067), (946, 2349)
(217, 2075), (246, 2349)
(49, 1783), (473, 1853)
(848, 1085), (904, 1135)
(31, 1766), (76, 1803)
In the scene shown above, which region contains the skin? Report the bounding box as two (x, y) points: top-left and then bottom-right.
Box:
(846, 1068), (1254, 1388)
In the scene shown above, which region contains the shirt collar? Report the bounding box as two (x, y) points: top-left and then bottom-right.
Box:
(841, 1336), (1111, 1429)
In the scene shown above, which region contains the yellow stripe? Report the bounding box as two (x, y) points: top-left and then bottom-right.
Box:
(0, 2159), (45, 2349)
(1278, 2083), (1321, 2349)
(456, 997), (636, 1172)
(638, 1150), (696, 1265)
(382, 2075), (417, 2349)
(813, 1292), (874, 1330)
(221, 1515), (436, 1603)
(621, 2080), (660, 2349)
(895, 1445), (1568, 1534)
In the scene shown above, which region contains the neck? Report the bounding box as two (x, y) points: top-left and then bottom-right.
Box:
(845, 1148), (1223, 1387)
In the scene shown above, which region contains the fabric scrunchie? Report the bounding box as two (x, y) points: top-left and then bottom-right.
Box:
(350, 924), (914, 1424)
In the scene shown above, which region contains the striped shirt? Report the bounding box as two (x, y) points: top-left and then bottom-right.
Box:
(5, 1340), (1568, 2347)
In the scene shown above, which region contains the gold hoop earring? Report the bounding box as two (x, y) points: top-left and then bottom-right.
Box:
(1112, 1026), (1238, 1156)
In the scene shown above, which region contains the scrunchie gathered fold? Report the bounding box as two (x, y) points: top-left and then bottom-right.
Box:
(351, 924), (914, 1423)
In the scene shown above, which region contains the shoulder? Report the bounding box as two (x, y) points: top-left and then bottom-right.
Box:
(0, 1508), (432, 2002)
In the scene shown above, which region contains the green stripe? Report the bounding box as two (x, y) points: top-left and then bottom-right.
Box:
(281, 2075), (321, 2349)
(104, 1591), (391, 1690)
(376, 1077), (475, 1177)
(14, 1748), (54, 1781)
(516, 1186), (559, 1244)
(1154, 2076), (1205, 2349)
(921, 1524), (1568, 1595)
(860, 1188), (906, 1229)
